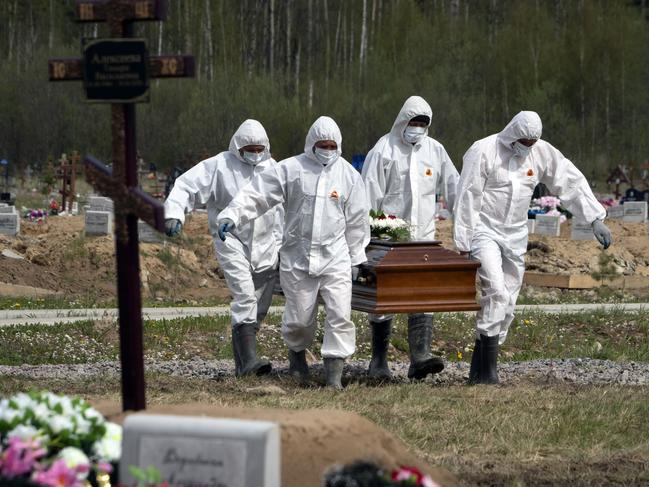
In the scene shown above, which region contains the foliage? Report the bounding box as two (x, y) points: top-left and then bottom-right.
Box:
(0, 1), (648, 181)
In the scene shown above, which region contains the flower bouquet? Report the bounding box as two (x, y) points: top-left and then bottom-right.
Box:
(369, 210), (411, 242)
(324, 461), (442, 487)
(528, 195), (570, 223)
(0, 391), (122, 487)
(23, 209), (47, 224)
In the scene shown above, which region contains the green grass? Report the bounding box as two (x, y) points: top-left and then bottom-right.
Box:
(0, 374), (647, 486)
(516, 285), (648, 305)
(0, 309), (647, 366)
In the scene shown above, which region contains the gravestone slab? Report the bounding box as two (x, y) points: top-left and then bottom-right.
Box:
(138, 220), (163, 243)
(623, 201), (648, 223)
(570, 220), (595, 241)
(0, 213), (20, 236)
(88, 196), (114, 213)
(533, 214), (561, 236)
(527, 219), (535, 234)
(85, 210), (113, 235)
(607, 205), (624, 219)
(0, 205), (16, 214)
(120, 414), (280, 487)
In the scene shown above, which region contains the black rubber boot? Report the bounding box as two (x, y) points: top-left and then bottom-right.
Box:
(368, 318), (392, 379)
(467, 339), (482, 385)
(478, 334), (499, 384)
(288, 349), (309, 382)
(232, 333), (242, 376)
(232, 323), (272, 376)
(323, 357), (344, 390)
(407, 314), (445, 379)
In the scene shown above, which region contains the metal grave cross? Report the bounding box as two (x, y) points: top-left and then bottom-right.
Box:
(48, 0), (195, 411)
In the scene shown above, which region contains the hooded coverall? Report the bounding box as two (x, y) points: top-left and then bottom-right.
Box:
(453, 111), (606, 344)
(218, 116), (370, 358)
(164, 119), (282, 329)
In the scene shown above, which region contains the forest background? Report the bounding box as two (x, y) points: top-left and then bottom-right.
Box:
(1, 0), (648, 181)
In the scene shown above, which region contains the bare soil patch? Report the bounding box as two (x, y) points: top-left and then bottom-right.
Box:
(94, 401), (459, 487)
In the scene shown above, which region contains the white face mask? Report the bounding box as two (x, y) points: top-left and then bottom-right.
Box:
(242, 150), (266, 165)
(512, 141), (533, 159)
(403, 126), (427, 144)
(314, 147), (339, 165)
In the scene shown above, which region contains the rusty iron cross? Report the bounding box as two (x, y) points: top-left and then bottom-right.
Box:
(48, 0), (194, 412)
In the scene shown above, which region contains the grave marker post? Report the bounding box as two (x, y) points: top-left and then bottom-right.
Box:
(48, 0), (194, 411)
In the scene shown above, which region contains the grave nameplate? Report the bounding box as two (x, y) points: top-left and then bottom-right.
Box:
(0, 213), (20, 236)
(570, 220), (595, 241)
(527, 219), (535, 234)
(623, 201), (648, 223)
(120, 414), (280, 487)
(607, 205), (624, 219)
(533, 215), (561, 236)
(138, 220), (162, 243)
(0, 205), (16, 214)
(85, 210), (113, 235)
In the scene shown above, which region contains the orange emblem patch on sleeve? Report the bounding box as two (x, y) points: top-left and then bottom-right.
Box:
(425, 168), (433, 176)
(527, 168), (534, 177)
(330, 190), (339, 199)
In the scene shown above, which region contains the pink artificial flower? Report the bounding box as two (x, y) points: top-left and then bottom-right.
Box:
(0, 437), (46, 478)
(32, 459), (84, 487)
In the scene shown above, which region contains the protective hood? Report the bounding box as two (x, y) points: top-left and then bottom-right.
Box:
(389, 96), (433, 145)
(497, 111), (543, 148)
(304, 116), (343, 162)
(228, 119), (271, 164)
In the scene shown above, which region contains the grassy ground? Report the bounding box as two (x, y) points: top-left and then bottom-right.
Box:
(1, 309), (647, 366)
(0, 373), (647, 486)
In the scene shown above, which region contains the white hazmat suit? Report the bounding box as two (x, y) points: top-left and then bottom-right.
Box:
(218, 116), (370, 362)
(360, 96), (460, 380)
(362, 95), (459, 240)
(454, 111), (607, 350)
(164, 119), (281, 330)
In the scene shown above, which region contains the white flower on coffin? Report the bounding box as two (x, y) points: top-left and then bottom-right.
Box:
(368, 210), (411, 241)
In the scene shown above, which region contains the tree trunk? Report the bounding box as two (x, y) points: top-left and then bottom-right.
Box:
(269, 0), (275, 76)
(359, 0), (368, 77)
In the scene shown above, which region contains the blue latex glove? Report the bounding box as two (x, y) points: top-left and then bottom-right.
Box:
(164, 218), (182, 237)
(592, 219), (612, 249)
(218, 218), (235, 241)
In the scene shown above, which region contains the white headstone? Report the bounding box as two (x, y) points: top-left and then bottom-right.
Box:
(0, 205), (16, 214)
(85, 211), (113, 236)
(0, 202), (7, 207)
(534, 215), (561, 236)
(623, 201), (648, 223)
(0, 213), (20, 236)
(527, 219), (535, 234)
(570, 220), (595, 241)
(138, 220), (163, 243)
(120, 414), (280, 487)
(88, 196), (114, 213)
(71, 202), (79, 215)
(607, 205), (624, 219)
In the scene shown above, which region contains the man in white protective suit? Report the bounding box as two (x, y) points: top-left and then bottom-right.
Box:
(453, 111), (612, 384)
(361, 95), (460, 380)
(217, 116), (370, 389)
(164, 119), (282, 377)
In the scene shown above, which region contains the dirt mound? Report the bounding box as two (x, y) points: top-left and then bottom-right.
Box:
(2, 214), (648, 300)
(435, 219), (649, 277)
(0, 213), (229, 301)
(95, 401), (459, 487)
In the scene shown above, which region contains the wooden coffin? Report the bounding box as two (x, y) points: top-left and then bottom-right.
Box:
(352, 240), (480, 314)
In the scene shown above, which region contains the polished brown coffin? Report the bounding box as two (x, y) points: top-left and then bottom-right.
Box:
(352, 240), (480, 314)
